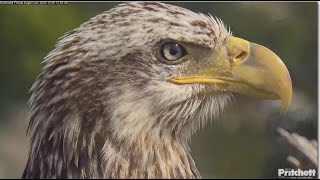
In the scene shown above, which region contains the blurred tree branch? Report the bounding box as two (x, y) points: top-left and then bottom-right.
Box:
(277, 128), (317, 170)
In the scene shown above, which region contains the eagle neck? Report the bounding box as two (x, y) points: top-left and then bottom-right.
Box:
(100, 133), (201, 179)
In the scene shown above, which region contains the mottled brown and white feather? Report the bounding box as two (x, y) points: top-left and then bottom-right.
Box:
(23, 1), (231, 179)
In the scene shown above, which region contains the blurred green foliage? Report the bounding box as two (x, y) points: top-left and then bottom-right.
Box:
(0, 3), (114, 114)
(0, 2), (317, 179)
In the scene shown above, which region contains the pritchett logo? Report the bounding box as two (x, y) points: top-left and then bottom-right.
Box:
(278, 168), (316, 178)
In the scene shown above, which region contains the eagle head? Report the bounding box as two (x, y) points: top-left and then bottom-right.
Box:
(24, 2), (292, 179)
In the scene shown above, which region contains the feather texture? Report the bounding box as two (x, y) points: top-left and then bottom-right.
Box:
(23, 2), (231, 179)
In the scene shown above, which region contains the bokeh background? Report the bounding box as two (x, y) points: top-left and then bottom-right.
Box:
(0, 2), (317, 178)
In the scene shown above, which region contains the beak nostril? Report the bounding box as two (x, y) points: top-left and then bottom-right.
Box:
(227, 36), (250, 64)
(236, 51), (248, 61)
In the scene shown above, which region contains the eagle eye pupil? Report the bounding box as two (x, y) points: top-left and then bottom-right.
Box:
(169, 46), (178, 55)
(160, 42), (186, 62)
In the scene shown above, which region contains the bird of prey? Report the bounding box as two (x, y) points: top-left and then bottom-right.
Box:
(22, 1), (292, 179)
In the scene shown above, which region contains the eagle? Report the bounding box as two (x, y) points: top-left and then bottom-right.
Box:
(22, 2), (292, 179)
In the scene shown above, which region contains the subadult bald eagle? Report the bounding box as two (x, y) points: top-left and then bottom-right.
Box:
(22, 2), (292, 179)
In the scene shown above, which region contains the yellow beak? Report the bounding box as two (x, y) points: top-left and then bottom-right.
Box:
(170, 36), (292, 113)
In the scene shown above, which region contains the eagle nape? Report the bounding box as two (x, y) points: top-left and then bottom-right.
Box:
(22, 1), (292, 179)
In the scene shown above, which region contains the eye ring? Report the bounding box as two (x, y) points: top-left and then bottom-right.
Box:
(159, 42), (187, 63)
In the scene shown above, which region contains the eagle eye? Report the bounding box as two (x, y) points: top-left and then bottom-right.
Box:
(159, 42), (186, 63)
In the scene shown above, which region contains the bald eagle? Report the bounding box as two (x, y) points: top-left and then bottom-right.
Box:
(22, 2), (292, 179)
